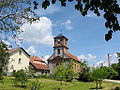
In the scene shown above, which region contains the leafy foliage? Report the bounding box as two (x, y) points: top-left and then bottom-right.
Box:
(111, 63), (120, 80)
(0, 0), (39, 42)
(30, 78), (44, 90)
(0, 42), (9, 83)
(102, 67), (118, 79)
(90, 67), (109, 89)
(35, 0), (120, 41)
(116, 53), (120, 63)
(13, 69), (28, 87)
(90, 66), (118, 89)
(53, 63), (75, 85)
(111, 86), (120, 90)
(77, 61), (91, 82)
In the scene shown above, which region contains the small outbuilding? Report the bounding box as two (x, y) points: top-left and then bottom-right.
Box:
(29, 56), (50, 75)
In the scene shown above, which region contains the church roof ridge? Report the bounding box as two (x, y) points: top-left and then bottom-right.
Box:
(54, 33), (68, 40)
(65, 51), (81, 62)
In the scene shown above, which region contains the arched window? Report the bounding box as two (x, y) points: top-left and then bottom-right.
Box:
(18, 58), (21, 64)
(57, 49), (60, 54)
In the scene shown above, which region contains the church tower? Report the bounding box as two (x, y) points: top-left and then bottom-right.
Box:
(48, 33), (81, 73)
(53, 34), (69, 57)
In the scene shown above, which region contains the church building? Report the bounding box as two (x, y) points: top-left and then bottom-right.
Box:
(48, 34), (81, 73)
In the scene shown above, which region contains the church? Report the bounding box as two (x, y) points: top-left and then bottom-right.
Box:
(47, 34), (81, 73)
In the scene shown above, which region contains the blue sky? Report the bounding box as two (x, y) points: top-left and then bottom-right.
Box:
(7, 2), (120, 66)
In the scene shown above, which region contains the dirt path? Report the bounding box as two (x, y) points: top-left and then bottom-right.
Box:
(104, 79), (120, 84)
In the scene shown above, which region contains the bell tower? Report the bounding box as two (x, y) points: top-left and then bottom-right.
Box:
(53, 34), (69, 57)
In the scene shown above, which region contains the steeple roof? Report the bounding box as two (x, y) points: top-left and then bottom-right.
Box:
(54, 34), (68, 40)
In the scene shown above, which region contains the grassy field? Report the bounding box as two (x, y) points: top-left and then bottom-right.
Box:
(0, 77), (120, 90)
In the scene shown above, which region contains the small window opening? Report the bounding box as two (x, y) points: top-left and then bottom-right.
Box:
(19, 50), (22, 55)
(18, 58), (21, 64)
(57, 49), (60, 54)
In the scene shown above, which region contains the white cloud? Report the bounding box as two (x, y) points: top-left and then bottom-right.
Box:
(110, 53), (118, 64)
(78, 53), (96, 65)
(42, 55), (50, 63)
(94, 53), (118, 67)
(77, 54), (86, 61)
(78, 53), (96, 61)
(2, 40), (12, 49)
(2, 40), (11, 46)
(27, 45), (37, 55)
(21, 17), (54, 46)
(87, 54), (96, 61)
(62, 20), (73, 30)
(35, 5), (60, 16)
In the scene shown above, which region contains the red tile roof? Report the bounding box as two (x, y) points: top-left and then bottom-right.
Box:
(7, 48), (19, 53)
(30, 56), (44, 63)
(65, 52), (80, 62)
(31, 63), (49, 70)
(30, 56), (49, 71)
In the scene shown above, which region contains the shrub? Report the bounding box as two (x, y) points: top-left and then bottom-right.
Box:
(111, 86), (120, 90)
(13, 69), (28, 87)
(30, 79), (44, 90)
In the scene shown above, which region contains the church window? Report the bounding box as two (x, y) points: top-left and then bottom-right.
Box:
(18, 58), (21, 64)
(11, 65), (14, 69)
(19, 50), (22, 55)
(57, 49), (60, 54)
(58, 39), (60, 44)
(60, 39), (63, 41)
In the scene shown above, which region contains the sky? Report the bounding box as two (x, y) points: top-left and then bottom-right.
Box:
(6, 1), (120, 66)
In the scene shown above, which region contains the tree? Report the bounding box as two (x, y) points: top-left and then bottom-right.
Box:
(111, 53), (120, 79)
(37, 0), (120, 41)
(77, 61), (91, 82)
(54, 63), (75, 85)
(103, 67), (118, 79)
(90, 67), (109, 90)
(116, 53), (120, 63)
(13, 69), (28, 87)
(0, 42), (9, 83)
(0, 0), (39, 43)
(30, 78), (44, 90)
(111, 63), (120, 79)
(1, 0), (119, 41)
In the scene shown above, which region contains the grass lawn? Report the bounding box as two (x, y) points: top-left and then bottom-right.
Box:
(0, 77), (120, 90)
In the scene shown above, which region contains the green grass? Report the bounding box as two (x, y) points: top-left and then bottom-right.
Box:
(0, 77), (120, 90)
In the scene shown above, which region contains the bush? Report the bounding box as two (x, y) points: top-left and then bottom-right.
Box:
(53, 63), (75, 85)
(30, 79), (44, 90)
(102, 67), (118, 79)
(13, 69), (28, 87)
(77, 72), (93, 82)
(111, 86), (120, 90)
(35, 74), (49, 79)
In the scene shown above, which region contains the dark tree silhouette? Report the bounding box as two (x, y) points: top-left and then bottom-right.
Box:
(0, 0), (39, 41)
(34, 0), (120, 41)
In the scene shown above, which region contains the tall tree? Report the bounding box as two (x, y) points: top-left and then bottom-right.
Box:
(54, 63), (75, 85)
(38, 0), (120, 41)
(117, 53), (120, 63)
(90, 67), (108, 90)
(0, 0), (39, 42)
(0, 42), (9, 83)
(13, 69), (28, 87)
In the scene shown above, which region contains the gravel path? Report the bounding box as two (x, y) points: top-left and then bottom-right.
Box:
(104, 79), (120, 83)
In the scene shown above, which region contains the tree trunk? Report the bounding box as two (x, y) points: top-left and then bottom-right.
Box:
(61, 81), (62, 85)
(96, 81), (98, 90)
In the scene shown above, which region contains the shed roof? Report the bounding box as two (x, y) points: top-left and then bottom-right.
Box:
(30, 56), (49, 71)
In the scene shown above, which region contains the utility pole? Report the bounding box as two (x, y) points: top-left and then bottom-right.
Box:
(108, 53), (110, 66)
